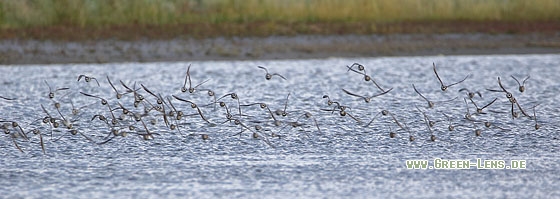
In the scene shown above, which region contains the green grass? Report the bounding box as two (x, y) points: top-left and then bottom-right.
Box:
(1, 0), (560, 29)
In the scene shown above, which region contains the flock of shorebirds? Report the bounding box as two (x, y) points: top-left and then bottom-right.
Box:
(0, 63), (541, 154)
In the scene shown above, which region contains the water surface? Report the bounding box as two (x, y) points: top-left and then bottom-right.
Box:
(1, 54), (559, 198)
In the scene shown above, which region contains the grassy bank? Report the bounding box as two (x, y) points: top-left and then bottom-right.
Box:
(1, 0), (559, 40)
(3, 0), (560, 28)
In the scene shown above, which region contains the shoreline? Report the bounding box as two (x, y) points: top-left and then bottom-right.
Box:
(1, 33), (560, 65)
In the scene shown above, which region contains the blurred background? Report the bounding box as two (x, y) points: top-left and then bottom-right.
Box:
(1, 0), (559, 40)
(1, 0), (559, 64)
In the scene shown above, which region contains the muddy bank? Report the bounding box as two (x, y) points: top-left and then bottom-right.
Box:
(1, 33), (559, 65)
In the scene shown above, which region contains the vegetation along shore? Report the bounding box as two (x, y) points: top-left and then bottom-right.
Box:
(1, 0), (559, 64)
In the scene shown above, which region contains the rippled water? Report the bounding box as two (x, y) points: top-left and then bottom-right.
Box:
(1, 54), (559, 198)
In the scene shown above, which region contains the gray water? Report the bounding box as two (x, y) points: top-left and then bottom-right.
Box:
(1, 54), (559, 198)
